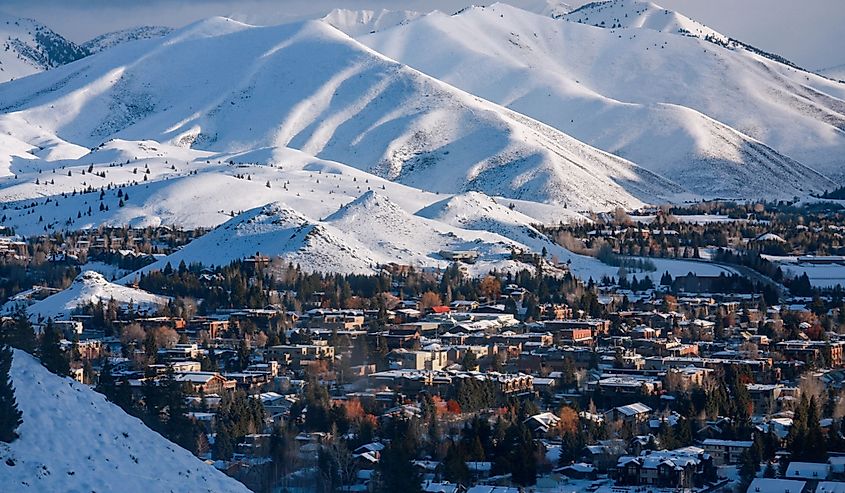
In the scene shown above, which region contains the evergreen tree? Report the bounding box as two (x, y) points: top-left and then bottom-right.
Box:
(213, 425), (234, 460)
(805, 396), (827, 462)
(377, 439), (422, 493)
(0, 345), (23, 443)
(442, 442), (470, 484)
(1, 309), (37, 354)
(507, 421), (537, 486)
(95, 358), (116, 400)
(461, 350), (478, 371)
(39, 319), (69, 376)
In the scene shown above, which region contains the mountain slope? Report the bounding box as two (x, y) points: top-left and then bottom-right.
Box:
(0, 12), (87, 83)
(81, 26), (174, 54)
(360, 2), (845, 189)
(0, 17), (688, 208)
(0, 349), (250, 492)
(564, 0), (727, 42)
(25, 271), (169, 320)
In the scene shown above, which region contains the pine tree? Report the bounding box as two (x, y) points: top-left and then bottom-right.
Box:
(39, 320), (69, 376)
(0, 345), (23, 443)
(1, 308), (37, 354)
(95, 358), (116, 400)
(213, 425), (234, 460)
(442, 442), (470, 484)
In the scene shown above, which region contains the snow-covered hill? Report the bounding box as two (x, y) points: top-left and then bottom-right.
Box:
(0, 12), (88, 83)
(81, 26), (174, 54)
(131, 191), (549, 276)
(564, 0), (727, 42)
(360, 2), (845, 189)
(0, 349), (249, 493)
(0, 16), (686, 209)
(24, 271), (169, 320)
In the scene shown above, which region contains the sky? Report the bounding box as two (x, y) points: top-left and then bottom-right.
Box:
(2, 0), (843, 70)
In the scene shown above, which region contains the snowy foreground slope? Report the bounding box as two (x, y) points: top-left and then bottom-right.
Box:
(360, 2), (845, 188)
(23, 271), (169, 320)
(0, 349), (250, 493)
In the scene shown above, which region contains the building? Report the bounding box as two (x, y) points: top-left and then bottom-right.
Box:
(604, 403), (652, 426)
(174, 371), (236, 394)
(701, 439), (753, 466)
(746, 478), (807, 493)
(264, 343), (335, 366)
(616, 447), (713, 489)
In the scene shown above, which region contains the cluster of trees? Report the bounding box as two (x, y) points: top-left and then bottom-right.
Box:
(596, 244), (657, 272)
(212, 390), (266, 460)
(96, 364), (210, 457)
(431, 400), (542, 488)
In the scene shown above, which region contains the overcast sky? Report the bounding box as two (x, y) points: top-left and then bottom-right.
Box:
(2, 0), (843, 70)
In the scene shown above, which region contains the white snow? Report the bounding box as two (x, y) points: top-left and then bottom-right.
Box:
(0, 349), (250, 493)
(0, 16), (683, 210)
(359, 1), (845, 188)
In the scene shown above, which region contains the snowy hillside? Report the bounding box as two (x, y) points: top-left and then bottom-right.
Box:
(0, 349), (249, 493)
(360, 2), (845, 188)
(0, 12), (87, 83)
(24, 271), (169, 320)
(564, 0), (727, 42)
(0, 17), (686, 209)
(131, 191), (550, 277)
(81, 26), (174, 53)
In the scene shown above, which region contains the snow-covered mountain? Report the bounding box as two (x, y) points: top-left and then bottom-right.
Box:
(0, 349), (249, 493)
(0, 12), (88, 83)
(24, 271), (169, 320)
(0, 16), (689, 209)
(81, 26), (174, 54)
(360, 2), (845, 189)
